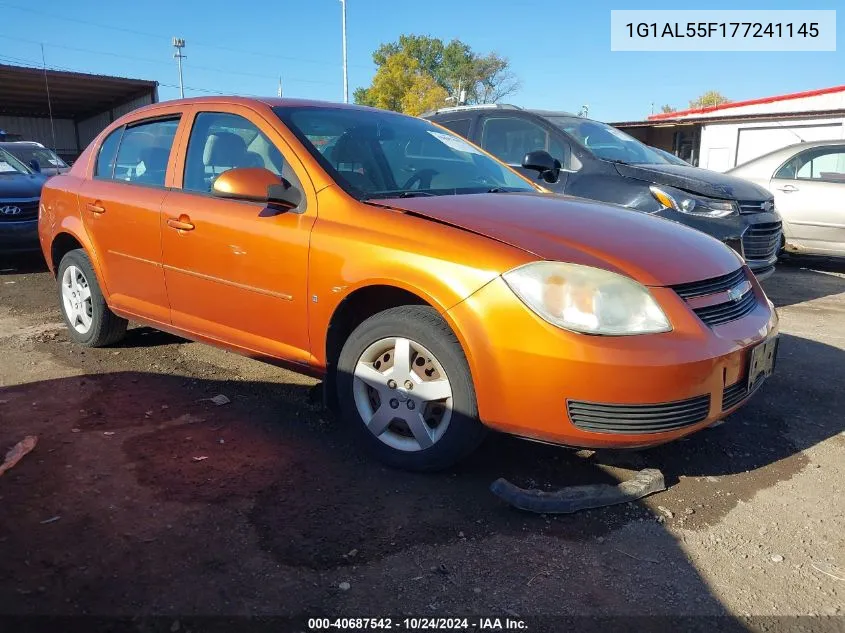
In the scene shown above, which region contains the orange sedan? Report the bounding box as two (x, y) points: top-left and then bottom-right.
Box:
(38, 97), (778, 471)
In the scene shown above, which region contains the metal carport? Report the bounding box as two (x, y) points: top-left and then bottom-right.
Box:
(0, 63), (158, 162)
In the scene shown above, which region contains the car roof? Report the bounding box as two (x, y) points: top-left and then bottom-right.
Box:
(729, 139), (845, 173)
(127, 96), (390, 117)
(0, 141), (44, 147)
(737, 139), (845, 165)
(423, 104), (581, 120)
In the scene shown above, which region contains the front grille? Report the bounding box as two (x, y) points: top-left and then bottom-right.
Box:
(672, 267), (746, 300)
(671, 267), (758, 327)
(742, 221), (782, 261)
(567, 394), (711, 434)
(738, 200), (772, 214)
(721, 382), (748, 411)
(692, 291), (756, 326)
(0, 200), (38, 222)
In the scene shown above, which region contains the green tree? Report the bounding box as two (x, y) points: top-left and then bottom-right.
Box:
(689, 91), (729, 109)
(354, 52), (447, 115)
(402, 72), (449, 116)
(660, 104), (676, 113)
(359, 34), (519, 109)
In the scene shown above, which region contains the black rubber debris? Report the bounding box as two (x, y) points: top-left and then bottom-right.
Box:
(490, 468), (666, 514)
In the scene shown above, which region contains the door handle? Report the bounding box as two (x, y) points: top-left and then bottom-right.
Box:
(167, 217), (195, 231)
(86, 202), (106, 214)
(777, 184), (799, 193)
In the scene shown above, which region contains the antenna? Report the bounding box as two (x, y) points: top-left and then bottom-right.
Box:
(40, 43), (58, 155)
(172, 37), (187, 99)
(339, 0), (348, 103)
(278, 76), (283, 98)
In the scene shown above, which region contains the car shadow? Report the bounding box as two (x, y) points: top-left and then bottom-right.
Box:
(764, 258), (845, 308)
(0, 369), (748, 626)
(116, 326), (186, 348)
(0, 252), (48, 275)
(2, 329), (842, 621)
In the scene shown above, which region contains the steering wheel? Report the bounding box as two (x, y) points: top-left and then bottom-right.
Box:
(401, 168), (438, 190)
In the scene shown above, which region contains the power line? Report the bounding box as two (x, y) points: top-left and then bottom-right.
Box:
(0, 34), (337, 86)
(0, 1), (374, 70)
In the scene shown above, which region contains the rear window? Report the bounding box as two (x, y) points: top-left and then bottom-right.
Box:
(112, 118), (180, 187)
(95, 128), (123, 179)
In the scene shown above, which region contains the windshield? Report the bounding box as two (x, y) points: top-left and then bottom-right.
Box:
(0, 148), (31, 175)
(548, 116), (672, 165)
(6, 145), (67, 169)
(274, 106), (535, 199)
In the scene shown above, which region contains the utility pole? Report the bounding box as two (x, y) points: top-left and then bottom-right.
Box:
(339, 0), (348, 103)
(172, 37), (186, 99)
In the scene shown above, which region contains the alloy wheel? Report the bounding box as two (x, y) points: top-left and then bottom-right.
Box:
(61, 265), (93, 334)
(352, 336), (453, 452)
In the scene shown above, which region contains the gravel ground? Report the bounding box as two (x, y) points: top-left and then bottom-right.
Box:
(0, 253), (843, 632)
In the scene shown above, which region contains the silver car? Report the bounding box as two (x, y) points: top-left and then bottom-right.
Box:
(729, 140), (845, 257)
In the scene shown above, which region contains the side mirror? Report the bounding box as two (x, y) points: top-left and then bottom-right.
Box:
(522, 150), (561, 184)
(212, 167), (302, 211)
(28, 159), (41, 173)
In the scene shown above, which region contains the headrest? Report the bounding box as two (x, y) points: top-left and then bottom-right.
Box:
(331, 133), (368, 165)
(139, 146), (169, 171)
(203, 131), (247, 165)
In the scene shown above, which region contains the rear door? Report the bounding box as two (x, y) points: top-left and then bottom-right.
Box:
(160, 106), (316, 363)
(771, 145), (845, 255)
(78, 115), (182, 323)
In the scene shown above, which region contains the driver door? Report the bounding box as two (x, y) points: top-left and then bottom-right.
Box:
(160, 107), (316, 363)
(477, 115), (571, 191)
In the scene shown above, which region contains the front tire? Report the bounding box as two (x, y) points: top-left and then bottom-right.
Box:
(336, 306), (486, 471)
(57, 249), (127, 347)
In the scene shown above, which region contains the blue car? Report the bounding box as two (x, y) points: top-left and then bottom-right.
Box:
(0, 147), (47, 253)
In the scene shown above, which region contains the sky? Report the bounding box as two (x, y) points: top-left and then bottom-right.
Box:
(0, 0), (841, 123)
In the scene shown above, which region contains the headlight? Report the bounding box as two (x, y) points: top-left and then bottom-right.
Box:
(650, 185), (737, 218)
(502, 262), (671, 335)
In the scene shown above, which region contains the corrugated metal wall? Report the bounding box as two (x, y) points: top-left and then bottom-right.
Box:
(111, 93), (154, 119)
(1, 90), (156, 158)
(0, 115), (76, 155)
(77, 112), (112, 149)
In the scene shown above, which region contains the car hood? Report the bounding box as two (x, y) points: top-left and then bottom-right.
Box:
(370, 192), (742, 287)
(0, 172), (47, 198)
(614, 162), (772, 201)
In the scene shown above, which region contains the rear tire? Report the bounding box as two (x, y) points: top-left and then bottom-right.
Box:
(336, 305), (486, 471)
(57, 249), (127, 347)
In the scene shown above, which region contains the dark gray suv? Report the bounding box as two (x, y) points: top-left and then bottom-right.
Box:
(424, 105), (782, 279)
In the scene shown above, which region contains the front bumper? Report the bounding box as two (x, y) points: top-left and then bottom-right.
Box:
(0, 220), (40, 253)
(446, 273), (778, 449)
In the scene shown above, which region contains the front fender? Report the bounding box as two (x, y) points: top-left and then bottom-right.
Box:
(307, 188), (533, 367)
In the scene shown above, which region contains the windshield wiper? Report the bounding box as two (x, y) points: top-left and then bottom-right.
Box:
(397, 191), (434, 198)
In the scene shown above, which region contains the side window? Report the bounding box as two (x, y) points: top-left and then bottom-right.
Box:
(112, 118), (180, 186)
(94, 127), (123, 179)
(549, 136), (579, 171)
(481, 117), (549, 165)
(438, 118), (471, 139)
(796, 149), (845, 182)
(183, 112), (292, 193)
